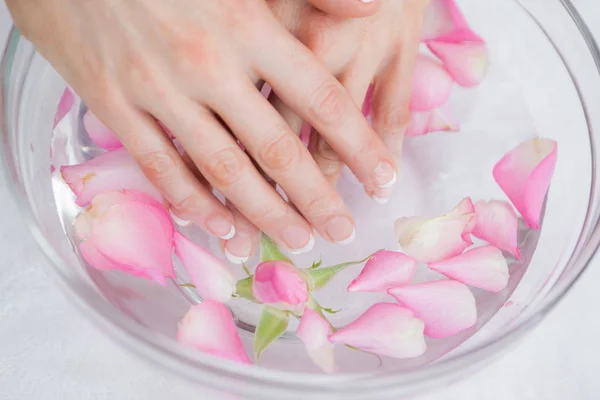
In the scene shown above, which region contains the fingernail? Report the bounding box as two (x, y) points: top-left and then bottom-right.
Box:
(169, 209), (192, 227)
(224, 233), (253, 264)
(361, 0), (375, 3)
(373, 196), (389, 204)
(206, 215), (236, 240)
(288, 234), (315, 255)
(282, 225), (314, 253)
(373, 161), (396, 189)
(325, 216), (355, 245)
(370, 187), (392, 205)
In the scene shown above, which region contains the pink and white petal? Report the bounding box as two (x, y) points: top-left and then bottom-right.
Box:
(83, 110), (123, 150)
(428, 246), (510, 292)
(447, 197), (476, 243)
(174, 232), (235, 303)
(473, 200), (521, 259)
(74, 212), (93, 241)
(347, 250), (417, 293)
(421, 0), (484, 42)
(53, 88), (74, 128)
(394, 213), (473, 263)
(61, 148), (162, 207)
(409, 54), (454, 112)
(329, 303), (426, 359)
(252, 261), (309, 307)
(178, 301), (252, 365)
(91, 198), (175, 283)
(406, 105), (460, 137)
(296, 308), (336, 374)
(406, 111), (432, 137)
(427, 41), (489, 88)
(388, 280), (477, 338)
(492, 138), (558, 229)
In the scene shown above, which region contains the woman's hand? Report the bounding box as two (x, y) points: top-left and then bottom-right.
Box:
(7, 0), (398, 256)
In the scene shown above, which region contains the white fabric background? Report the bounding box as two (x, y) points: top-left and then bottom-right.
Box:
(0, 1), (598, 398)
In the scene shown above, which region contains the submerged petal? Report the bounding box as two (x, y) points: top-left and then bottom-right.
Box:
(83, 110), (123, 150)
(174, 232), (236, 303)
(178, 301), (251, 364)
(406, 103), (460, 137)
(492, 138), (558, 229)
(61, 147), (162, 206)
(409, 54), (454, 112)
(347, 250), (417, 293)
(428, 41), (489, 88)
(329, 303), (426, 359)
(296, 308), (336, 373)
(53, 88), (74, 128)
(389, 280), (477, 338)
(473, 200), (521, 259)
(428, 246), (509, 292)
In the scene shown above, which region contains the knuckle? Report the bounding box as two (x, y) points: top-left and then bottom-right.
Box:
(138, 150), (178, 184)
(315, 137), (339, 162)
(260, 133), (301, 171)
(204, 147), (248, 186)
(309, 82), (348, 125)
(249, 203), (289, 226)
(305, 193), (343, 219)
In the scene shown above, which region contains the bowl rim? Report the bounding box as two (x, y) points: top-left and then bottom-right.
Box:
(2, 0), (600, 397)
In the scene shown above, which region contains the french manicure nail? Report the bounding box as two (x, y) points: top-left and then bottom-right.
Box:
(224, 232), (253, 264)
(169, 209), (192, 227)
(224, 249), (249, 264)
(282, 224), (314, 253)
(288, 234), (315, 255)
(373, 161), (396, 189)
(373, 196), (389, 204)
(206, 215), (236, 240)
(325, 216), (356, 245)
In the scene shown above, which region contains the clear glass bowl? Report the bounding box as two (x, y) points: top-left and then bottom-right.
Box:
(2, 0), (600, 398)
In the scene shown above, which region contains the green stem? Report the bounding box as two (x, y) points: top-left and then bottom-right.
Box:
(235, 276), (256, 302)
(305, 252), (379, 291)
(260, 233), (292, 264)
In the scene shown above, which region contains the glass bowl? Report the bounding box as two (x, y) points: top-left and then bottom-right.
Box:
(2, 0), (600, 398)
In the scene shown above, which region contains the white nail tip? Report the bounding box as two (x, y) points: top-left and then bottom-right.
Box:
(373, 196), (390, 204)
(224, 249), (249, 264)
(219, 225), (236, 240)
(377, 171), (397, 189)
(288, 235), (315, 255)
(335, 228), (356, 245)
(169, 210), (192, 227)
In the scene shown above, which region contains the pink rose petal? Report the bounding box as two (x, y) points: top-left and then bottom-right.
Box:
(76, 190), (175, 285)
(296, 308), (336, 373)
(492, 138), (558, 229)
(428, 41), (489, 88)
(61, 147), (162, 207)
(174, 232), (235, 303)
(329, 303), (426, 359)
(253, 261), (309, 310)
(428, 246), (509, 292)
(83, 110), (123, 150)
(178, 301), (251, 365)
(53, 88), (74, 128)
(394, 199), (475, 263)
(409, 54), (454, 112)
(473, 200), (521, 259)
(406, 103), (460, 137)
(347, 250), (417, 293)
(447, 197), (476, 244)
(389, 280), (477, 338)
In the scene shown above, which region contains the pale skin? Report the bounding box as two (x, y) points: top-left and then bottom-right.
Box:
(6, 0), (429, 261)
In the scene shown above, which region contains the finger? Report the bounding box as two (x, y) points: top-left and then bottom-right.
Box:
(220, 201), (260, 264)
(213, 79), (356, 245)
(96, 102), (237, 240)
(307, 0), (380, 18)
(148, 94), (316, 253)
(253, 20), (397, 194)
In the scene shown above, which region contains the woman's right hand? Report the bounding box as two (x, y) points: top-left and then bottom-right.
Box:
(7, 0), (397, 258)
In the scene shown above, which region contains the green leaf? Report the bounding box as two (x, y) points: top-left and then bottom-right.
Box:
(242, 262), (251, 277)
(260, 233), (292, 264)
(309, 257), (323, 269)
(235, 276), (256, 302)
(179, 283), (196, 288)
(254, 306), (289, 360)
(306, 251), (379, 291)
(322, 307), (341, 315)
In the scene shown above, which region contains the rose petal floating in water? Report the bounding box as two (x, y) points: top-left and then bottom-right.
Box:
(75, 190), (174, 285)
(406, 103), (460, 137)
(492, 138), (558, 229)
(389, 280), (477, 338)
(394, 198), (475, 263)
(178, 301), (252, 365)
(409, 54), (454, 112)
(447, 197), (476, 244)
(53, 88), (74, 128)
(428, 245), (510, 292)
(473, 200), (521, 259)
(174, 232), (236, 303)
(253, 260), (309, 312)
(83, 110), (123, 150)
(347, 250), (417, 293)
(61, 147), (162, 207)
(296, 308), (336, 374)
(329, 303), (426, 359)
